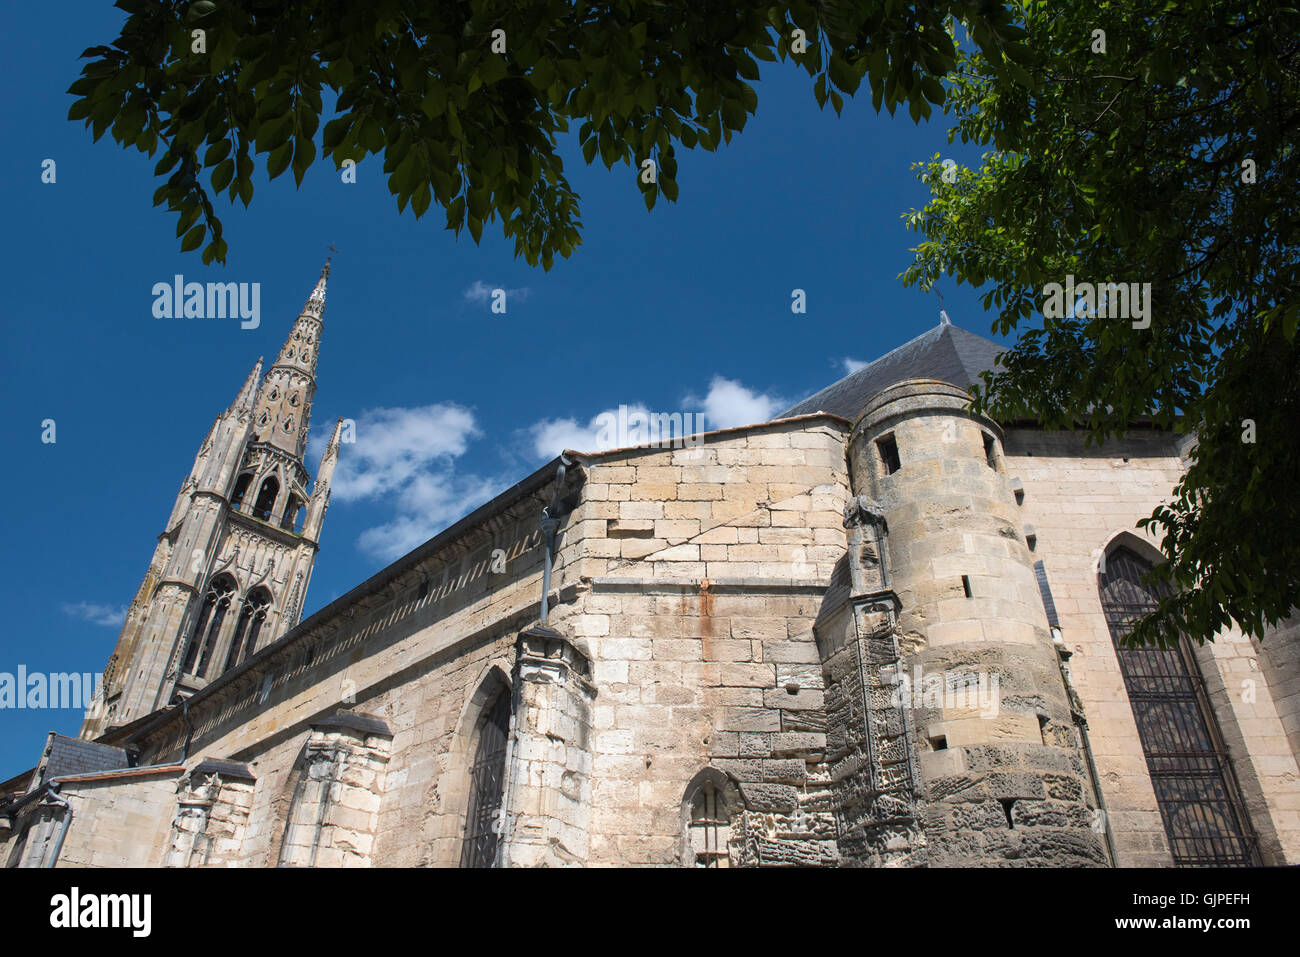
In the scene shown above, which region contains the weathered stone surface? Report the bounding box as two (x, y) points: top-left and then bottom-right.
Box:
(14, 323), (1298, 873)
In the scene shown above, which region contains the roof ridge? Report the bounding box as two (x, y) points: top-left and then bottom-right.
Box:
(778, 319), (1002, 420)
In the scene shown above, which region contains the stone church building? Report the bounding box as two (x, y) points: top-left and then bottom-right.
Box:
(3, 266), (1297, 868)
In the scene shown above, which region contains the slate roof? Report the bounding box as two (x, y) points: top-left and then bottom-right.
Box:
(779, 319), (1006, 422)
(31, 733), (130, 790)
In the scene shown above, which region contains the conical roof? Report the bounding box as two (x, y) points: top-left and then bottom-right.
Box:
(779, 320), (1006, 420)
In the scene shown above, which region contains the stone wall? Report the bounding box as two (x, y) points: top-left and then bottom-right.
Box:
(549, 417), (851, 865)
(23, 408), (1298, 869)
(164, 761), (256, 867)
(52, 769), (182, 867)
(1255, 615), (1300, 760)
(274, 718), (391, 867)
(1004, 426), (1300, 866)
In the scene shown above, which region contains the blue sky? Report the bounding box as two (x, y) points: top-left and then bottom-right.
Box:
(0, 6), (1002, 778)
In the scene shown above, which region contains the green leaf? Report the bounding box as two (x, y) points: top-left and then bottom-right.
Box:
(67, 98), (94, 122)
(421, 82), (446, 118)
(267, 141), (293, 179)
(322, 116), (351, 151)
(291, 136), (316, 185)
(180, 223), (206, 251)
(412, 181), (431, 217)
(446, 195), (466, 230)
(211, 158), (234, 191)
(530, 58), (555, 91)
(734, 51), (760, 81)
(204, 139), (231, 165)
(828, 55), (859, 94)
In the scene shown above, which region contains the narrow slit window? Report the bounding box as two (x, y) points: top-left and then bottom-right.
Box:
(962, 575), (972, 598)
(999, 798), (1016, 828)
(983, 433), (999, 470)
(876, 434), (901, 475)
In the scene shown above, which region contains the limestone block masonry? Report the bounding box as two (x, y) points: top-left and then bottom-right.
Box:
(4, 315), (1297, 869)
(848, 380), (1106, 866)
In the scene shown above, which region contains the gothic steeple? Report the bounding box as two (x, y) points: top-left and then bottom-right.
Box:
(251, 262), (329, 459)
(80, 262), (340, 740)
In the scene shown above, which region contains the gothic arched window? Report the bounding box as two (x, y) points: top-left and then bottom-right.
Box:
(1099, 546), (1259, 866)
(231, 473), (253, 511)
(223, 588), (271, 673)
(459, 689), (511, 868)
(184, 575), (236, 679)
(280, 495), (302, 531)
(253, 477), (279, 521)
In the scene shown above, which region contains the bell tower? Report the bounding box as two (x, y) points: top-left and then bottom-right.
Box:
(80, 263), (344, 739)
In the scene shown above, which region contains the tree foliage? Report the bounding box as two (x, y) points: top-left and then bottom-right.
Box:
(903, 1), (1299, 646)
(69, 0), (1028, 267)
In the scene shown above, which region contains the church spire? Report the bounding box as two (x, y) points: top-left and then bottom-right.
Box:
(251, 262), (329, 459)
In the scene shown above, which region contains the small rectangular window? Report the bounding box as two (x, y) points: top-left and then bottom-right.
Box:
(962, 575), (972, 598)
(876, 434), (901, 475)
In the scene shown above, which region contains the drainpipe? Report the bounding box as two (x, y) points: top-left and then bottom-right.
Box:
(538, 454), (572, 626)
(1053, 628), (1118, 867)
(44, 783), (72, 868)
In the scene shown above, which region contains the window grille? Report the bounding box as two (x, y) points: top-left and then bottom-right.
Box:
(1100, 547), (1259, 866)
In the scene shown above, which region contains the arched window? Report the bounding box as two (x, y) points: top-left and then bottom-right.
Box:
(187, 575), (236, 679)
(230, 473), (253, 511)
(223, 588), (271, 673)
(681, 768), (741, 867)
(459, 689), (511, 868)
(253, 477), (279, 521)
(1099, 546), (1259, 866)
(181, 588), (218, 676)
(280, 495), (302, 531)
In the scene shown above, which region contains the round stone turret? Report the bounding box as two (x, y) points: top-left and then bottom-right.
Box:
(847, 379), (1105, 866)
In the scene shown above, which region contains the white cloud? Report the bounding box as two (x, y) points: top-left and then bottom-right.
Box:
(309, 404), (499, 563)
(63, 602), (126, 628)
(524, 377), (787, 461)
(840, 357), (869, 375)
(319, 404), (479, 502)
(357, 472), (503, 562)
(690, 376), (786, 429)
(528, 403), (654, 459)
(462, 280), (531, 306)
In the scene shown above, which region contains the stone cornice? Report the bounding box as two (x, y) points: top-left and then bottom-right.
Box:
(226, 510), (317, 549)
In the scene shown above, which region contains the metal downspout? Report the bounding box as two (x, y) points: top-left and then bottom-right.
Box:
(45, 783), (72, 868)
(1053, 629), (1119, 866)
